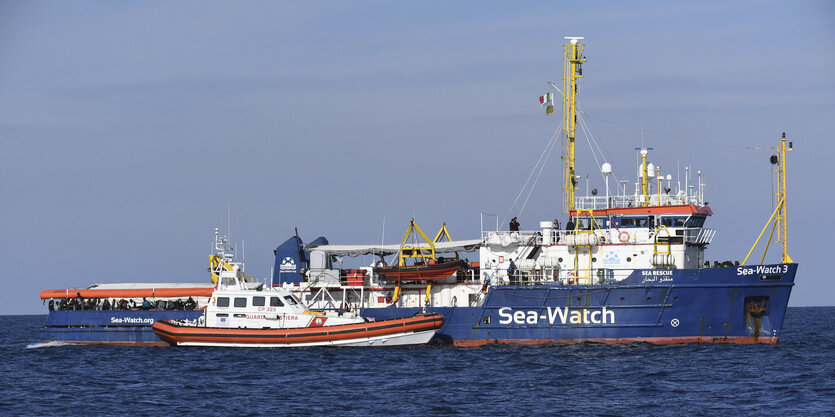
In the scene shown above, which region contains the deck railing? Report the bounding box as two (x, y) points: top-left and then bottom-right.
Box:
(573, 193), (704, 210)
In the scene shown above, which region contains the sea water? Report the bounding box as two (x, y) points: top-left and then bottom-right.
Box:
(3, 308), (834, 416)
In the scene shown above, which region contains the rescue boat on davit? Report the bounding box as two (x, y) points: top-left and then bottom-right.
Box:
(375, 259), (467, 282)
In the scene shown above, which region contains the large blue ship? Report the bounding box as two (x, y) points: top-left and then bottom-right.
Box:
(39, 37), (796, 346)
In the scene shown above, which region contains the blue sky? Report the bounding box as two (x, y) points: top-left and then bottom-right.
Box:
(1, 1), (833, 314)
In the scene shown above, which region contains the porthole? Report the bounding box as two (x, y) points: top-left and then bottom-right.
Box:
(674, 296), (679, 300)
(558, 257), (563, 262)
(620, 297), (625, 301)
(627, 257), (632, 262)
(592, 257), (597, 262)
(647, 296), (652, 301)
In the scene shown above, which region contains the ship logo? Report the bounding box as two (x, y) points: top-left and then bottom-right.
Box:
(602, 252), (620, 265)
(279, 257), (297, 272)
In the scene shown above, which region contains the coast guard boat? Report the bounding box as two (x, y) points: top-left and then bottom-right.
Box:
(152, 252), (442, 348)
(39, 37), (796, 346)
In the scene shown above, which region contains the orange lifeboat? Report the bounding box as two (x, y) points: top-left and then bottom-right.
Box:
(374, 259), (467, 282)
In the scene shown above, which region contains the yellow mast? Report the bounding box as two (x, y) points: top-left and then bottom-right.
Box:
(741, 132), (793, 265)
(775, 132), (793, 263)
(640, 149), (649, 205)
(562, 37), (586, 214)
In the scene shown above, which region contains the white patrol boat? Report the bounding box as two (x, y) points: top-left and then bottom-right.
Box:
(152, 232), (444, 347)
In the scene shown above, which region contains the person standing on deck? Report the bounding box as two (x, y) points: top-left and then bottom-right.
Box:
(552, 219), (561, 243)
(507, 259), (518, 285)
(509, 217), (520, 231)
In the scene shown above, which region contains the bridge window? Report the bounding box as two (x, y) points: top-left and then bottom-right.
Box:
(234, 297), (247, 308)
(661, 216), (687, 227)
(685, 215), (706, 228)
(620, 217), (649, 228)
(216, 297), (229, 308)
(253, 296), (265, 307)
(270, 297), (284, 307)
(576, 216), (607, 229)
(283, 295), (299, 305)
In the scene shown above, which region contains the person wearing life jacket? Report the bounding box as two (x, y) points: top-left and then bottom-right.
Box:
(141, 297), (152, 310)
(48, 299), (54, 312)
(185, 297), (196, 310)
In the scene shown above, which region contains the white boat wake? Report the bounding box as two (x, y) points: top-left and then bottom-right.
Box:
(26, 341), (71, 349)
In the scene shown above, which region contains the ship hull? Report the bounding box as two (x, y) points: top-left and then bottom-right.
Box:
(41, 264), (795, 346)
(151, 313), (444, 347)
(361, 263), (796, 346)
(41, 310), (203, 345)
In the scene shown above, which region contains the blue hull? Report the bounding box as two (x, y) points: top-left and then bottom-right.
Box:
(41, 264), (795, 346)
(41, 310), (203, 345)
(361, 264), (796, 346)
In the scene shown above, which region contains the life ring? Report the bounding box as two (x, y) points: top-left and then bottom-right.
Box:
(567, 271), (575, 285)
(618, 231), (630, 243)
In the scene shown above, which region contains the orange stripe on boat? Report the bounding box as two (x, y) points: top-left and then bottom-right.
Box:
(152, 313), (444, 345)
(39, 287), (215, 299)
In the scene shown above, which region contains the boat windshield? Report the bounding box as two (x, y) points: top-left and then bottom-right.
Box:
(283, 295), (299, 305)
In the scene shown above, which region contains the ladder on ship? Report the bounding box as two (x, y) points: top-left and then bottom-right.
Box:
(571, 209), (602, 285)
(652, 225), (674, 269)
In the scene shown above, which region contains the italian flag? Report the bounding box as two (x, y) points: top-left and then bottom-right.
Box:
(540, 92), (555, 114)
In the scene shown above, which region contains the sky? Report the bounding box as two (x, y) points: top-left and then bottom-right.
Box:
(1, 1), (833, 315)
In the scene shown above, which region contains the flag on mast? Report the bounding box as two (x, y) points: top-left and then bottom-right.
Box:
(539, 92), (554, 114)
